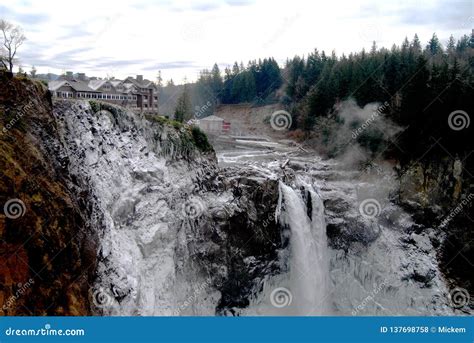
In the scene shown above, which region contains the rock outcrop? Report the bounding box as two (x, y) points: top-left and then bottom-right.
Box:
(0, 73), (97, 315)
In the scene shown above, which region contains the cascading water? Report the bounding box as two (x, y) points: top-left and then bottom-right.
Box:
(245, 178), (331, 315)
(47, 101), (460, 316)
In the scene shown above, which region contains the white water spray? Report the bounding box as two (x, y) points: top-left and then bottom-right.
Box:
(246, 179), (331, 315)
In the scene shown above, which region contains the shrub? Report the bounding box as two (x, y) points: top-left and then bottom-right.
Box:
(191, 126), (212, 152)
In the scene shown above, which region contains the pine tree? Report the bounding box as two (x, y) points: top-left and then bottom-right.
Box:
(30, 65), (37, 78)
(156, 70), (163, 88)
(410, 34), (422, 55)
(210, 63), (223, 96)
(426, 33), (442, 55)
(446, 35), (456, 55)
(174, 83), (191, 122)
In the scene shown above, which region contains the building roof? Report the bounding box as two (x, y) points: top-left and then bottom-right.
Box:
(48, 80), (67, 91)
(124, 76), (155, 89)
(49, 73), (157, 93)
(110, 80), (123, 88)
(120, 83), (137, 94)
(48, 80), (99, 93)
(88, 79), (108, 90)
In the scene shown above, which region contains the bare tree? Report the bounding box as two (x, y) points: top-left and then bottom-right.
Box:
(0, 19), (26, 72)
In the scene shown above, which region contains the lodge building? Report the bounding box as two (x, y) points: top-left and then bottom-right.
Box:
(48, 72), (159, 112)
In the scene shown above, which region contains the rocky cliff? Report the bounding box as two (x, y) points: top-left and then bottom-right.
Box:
(398, 158), (474, 303)
(0, 73), (97, 315)
(0, 75), (283, 315)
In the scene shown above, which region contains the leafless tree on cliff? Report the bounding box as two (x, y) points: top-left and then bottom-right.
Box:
(0, 19), (26, 73)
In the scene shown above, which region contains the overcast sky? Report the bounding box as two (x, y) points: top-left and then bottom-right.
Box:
(1, 0), (472, 83)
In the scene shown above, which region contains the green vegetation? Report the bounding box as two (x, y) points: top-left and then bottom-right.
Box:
(191, 126), (212, 152)
(89, 100), (126, 119)
(283, 32), (472, 163)
(144, 113), (213, 155)
(174, 83), (192, 122)
(195, 58), (282, 105)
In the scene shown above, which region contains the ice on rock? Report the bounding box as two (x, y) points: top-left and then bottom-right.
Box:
(52, 100), (457, 317)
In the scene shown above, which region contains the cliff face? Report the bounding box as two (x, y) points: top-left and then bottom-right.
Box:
(0, 73), (98, 315)
(51, 99), (283, 316)
(1, 75), (469, 316)
(0, 75), (283, 315)
(399, 158), (474, 301)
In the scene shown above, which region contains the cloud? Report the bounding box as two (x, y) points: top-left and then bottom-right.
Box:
(0, 4), (49, 25)
(5, 0), (470, 83)
(395, 0), (472, 31)
(191, 2), (221, 11)
(225, 0), (255, 6)
(93, 58), (154, 69)
(56, 27), (92, 40)
(143, 61), (199, 70)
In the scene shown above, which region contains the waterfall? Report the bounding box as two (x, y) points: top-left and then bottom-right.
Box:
(246, 179), (331, 315)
